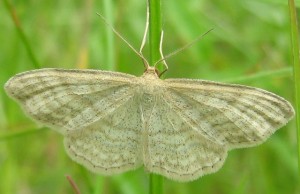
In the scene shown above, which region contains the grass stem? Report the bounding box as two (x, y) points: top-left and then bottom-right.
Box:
(223, 67), (293, 83)
(288, 0), (300, 177)
(103, 0), (115, 70)
(149, 0), (162, 67)
(0, 127), (47, 141)
(148, 0), (164, 193)
(149, 174), (163, 194)
(3, 0), (40, 69)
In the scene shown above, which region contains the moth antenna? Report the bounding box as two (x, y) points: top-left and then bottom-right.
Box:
(96, 12), (150, 69)
(154, 28), (214, 66)
(156, 30), (168, 77)
(139, 1), (150, 69)
(139, 1), (149, 55)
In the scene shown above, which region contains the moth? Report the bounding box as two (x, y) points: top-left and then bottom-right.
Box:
(4, 13), (295, 182)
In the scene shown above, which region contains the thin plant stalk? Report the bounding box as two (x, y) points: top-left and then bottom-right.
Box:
(149, 0), (162, 67)
(288, 0), (300, 177)
(66, 175), (81, 194)
(103, 0), (115, 70)
(148, 0), (164, 193)
(0, 127), (47, 141)
(3, 0), (40, 69)
(93, 1), (116, 193)
(223, 67), (292, 83)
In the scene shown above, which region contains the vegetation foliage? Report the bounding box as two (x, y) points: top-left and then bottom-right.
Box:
(0, 0), (298, 193)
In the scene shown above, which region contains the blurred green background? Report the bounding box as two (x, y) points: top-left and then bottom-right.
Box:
(0, 0), (298, 193)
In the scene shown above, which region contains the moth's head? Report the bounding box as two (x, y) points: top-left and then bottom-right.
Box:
(143, 66), (160, 79)
(144, 66), (159, 77)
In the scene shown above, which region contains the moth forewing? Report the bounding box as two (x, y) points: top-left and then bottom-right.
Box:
(164, 78), (295, 149)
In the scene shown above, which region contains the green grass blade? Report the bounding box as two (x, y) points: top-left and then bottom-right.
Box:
(93, 1), (116, 192)
(149, 0), (162, 67)
(0, 127), (47, 141)
(3, 0), (40, 69)
(103, 0), (115, 70)
(288, 0), (300, 177)
(148, 0), (164, 193)
(149, 174), (163, 194)
(223, 67), (293, 83)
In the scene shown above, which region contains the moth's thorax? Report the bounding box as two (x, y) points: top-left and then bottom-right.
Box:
(138, 67), (163, 94)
